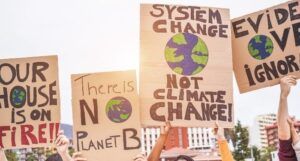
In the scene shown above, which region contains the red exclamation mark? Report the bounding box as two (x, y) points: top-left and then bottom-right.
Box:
(49, 123), (54, 143)
(55, 123), (60, 137)
(11, 127), (16, 147)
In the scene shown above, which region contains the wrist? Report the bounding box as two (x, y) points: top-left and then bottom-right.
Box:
(280, 93), (288, 99)
(58, 150), (69, 157)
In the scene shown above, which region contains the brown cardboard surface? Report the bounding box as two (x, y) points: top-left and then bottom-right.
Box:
(71, 70), (141, 161)
(0, 55), (60, 149)
(232, 0), (300, 93)
(140, 4), (234, 128)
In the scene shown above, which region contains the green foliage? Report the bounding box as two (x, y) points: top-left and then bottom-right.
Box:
(251, 146), (261, 161)
(231, 120), (251, 161)
(5, 150), (18, 161)
(25, 152), (37, 161)
(45, 148), (54, 158)
(260, 146), (276, 161)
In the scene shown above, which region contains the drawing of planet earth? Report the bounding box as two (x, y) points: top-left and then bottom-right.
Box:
(105, 96), (132, 123)
(248, 35), (274, 60)
(164, 32), (209, 76)
(11, 86), (26, 108)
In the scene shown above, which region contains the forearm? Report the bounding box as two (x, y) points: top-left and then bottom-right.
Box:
(59, 152), (73, 161)
(291, 126), (300, 145)
(278, 95), (291, 140)
(0, 150), (8, 161)
(148, 134), (168, 161)
(216, 128), (225, 140)
(217, 139), (234, 161)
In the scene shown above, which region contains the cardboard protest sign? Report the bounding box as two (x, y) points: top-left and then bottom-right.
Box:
(0, 55), (60, 149)
(140, 4), (233, 127)
(71, 70), (141, 161)
(232, 0), (300, 93)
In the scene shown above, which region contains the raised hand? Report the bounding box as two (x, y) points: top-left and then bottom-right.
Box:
(133, 152), (147, 161)
(53, 130), (75, 161)
(213, 121), (225, 140)
(72, 152), (87, 161)
(0, 148), (7, 161)
(287, 116), (296, 127)
(160, 121), (172, 135)
(280, 75), (297, 98)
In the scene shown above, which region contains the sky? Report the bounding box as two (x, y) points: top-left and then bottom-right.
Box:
(0, 0), (299, 126)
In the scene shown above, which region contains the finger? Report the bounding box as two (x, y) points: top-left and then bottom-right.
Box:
(160, 126), (165, 133)
(57, 138), (64, 146)
(74, 158), (87, 161)
(287, 117), (292, 123)
(73, 152), (82, 158)
(57, 130), (64, 137)
(287, 81), (296, 86)
(61, 138), (68, 145)
(166, 121), (171, 128)
(286, 77), (297, 83)
(55, 135), (64, 145)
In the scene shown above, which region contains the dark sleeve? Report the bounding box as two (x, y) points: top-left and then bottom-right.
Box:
(278, 138), (298, 161)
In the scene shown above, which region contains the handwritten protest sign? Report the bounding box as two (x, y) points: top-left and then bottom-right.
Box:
(232, 0), (300, 93)
(71, 70), (141, 161)
(140, 4), (233, 127)
(0, 55), (60, 149)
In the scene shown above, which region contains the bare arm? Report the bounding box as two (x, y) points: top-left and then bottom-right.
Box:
(288, 117), (300, 145)
(213, 122), (234, 161)
(55, 131), (73, 161)
(72, 152), (87, 161)
(147, 122), (171, 161)
(277, 76), (296, 140)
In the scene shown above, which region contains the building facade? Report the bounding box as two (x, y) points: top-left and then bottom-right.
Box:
(266, 120), (300, 148)
(250, 114), (277, 148)
(141, 127), (215, 155)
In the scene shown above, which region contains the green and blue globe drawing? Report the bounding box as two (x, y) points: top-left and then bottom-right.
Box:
(105, 96), (132, 123)
(164, 32), (209, 76)
(248, 35), (274, 60)
(11, 86), (26, 108)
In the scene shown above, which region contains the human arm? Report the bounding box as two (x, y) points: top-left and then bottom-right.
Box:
(213, 122), (234, 161)
(287, 117), (300, 145)
(147, 122), (171, 161)
(72, 152), (87, 161)
(277, 75), (297, 140)
(55, 130), (73, 161)
(0, 149), (8, 161)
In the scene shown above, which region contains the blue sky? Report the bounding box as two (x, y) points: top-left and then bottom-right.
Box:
(0, 0), (299, 126)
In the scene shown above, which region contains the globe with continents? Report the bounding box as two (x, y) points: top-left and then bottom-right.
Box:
(164, 32), (209, 76)
(248, 35), (274, 60)
(12, 87), (26, 107)
(105, 96), (132, 123)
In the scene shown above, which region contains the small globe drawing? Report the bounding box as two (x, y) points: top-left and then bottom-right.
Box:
(11, 87), (26, 108)
(105, 97), (132, 123)
(248, 35), (274, 60)
(164, 32), (209, 76)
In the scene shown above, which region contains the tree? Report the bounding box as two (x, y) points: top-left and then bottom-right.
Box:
(25, 152), (37, 161)
(5, 150), (18, 161)
(260, 146), (276, 161)
(231, 120), (251, 161)
(251, 146), (261, 161)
